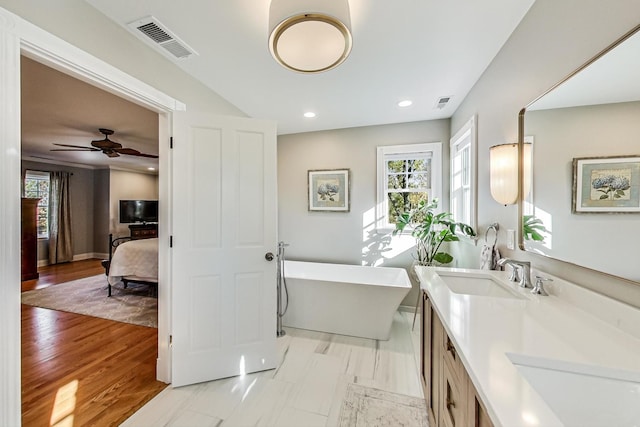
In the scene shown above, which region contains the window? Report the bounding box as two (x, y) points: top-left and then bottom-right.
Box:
(377, 143), (442, 229)
(23, 170), (50, 239)
(450, 116), (477, 231)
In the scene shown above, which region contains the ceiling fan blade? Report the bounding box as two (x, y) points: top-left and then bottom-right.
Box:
(114, 147), (141, 155)
(52, 143), (100, 151)
(115, 147), (159, 158)
(51, 148), (96, 152)
(133, 152), (159, 159)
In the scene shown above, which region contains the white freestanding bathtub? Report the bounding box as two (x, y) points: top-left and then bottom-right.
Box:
(281, 261), (411, 340)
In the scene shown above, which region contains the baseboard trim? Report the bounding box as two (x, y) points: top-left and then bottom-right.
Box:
(38, 253), (108, 267)
(73, 252), (108, 261)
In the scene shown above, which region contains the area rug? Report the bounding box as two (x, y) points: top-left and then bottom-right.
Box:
(338, 384), (429, 427)
(21, 274), (157, 328)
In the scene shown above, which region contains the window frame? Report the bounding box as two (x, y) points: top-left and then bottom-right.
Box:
(23, 170), (50, 239)
(449, 116), (477, 237)
(376, 142), (442, 231)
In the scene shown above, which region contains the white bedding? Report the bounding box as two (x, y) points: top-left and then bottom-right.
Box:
(108, 237), (158, 285)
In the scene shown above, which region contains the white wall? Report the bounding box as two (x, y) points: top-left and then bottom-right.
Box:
(451, 0), (640, 307)
(278, 119), (452, 306)
(109, 169), (159, 236)
(0, 0), (245, 117)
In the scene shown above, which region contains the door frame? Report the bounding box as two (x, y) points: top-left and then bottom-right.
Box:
(0, 6), (182, 424)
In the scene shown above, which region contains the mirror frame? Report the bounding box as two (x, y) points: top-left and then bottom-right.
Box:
(517, 23), (640, 285)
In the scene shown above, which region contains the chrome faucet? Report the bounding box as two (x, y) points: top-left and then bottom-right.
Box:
(531, 276), (553, 296)
(497, 258), (533, 289)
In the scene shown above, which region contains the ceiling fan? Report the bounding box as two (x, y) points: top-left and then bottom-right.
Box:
(51, 128), (158, 158)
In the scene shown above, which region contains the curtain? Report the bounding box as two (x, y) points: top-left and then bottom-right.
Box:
(48, 171), (73, 264)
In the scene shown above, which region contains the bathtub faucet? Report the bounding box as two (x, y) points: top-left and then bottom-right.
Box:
(497, 258), (533, 289)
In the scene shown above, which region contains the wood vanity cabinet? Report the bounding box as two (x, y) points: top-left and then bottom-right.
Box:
(421, 290), (494, 427)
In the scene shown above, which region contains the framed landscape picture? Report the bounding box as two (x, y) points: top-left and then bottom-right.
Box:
(573, 155), (640, 213)
(308, 169), (350, 212)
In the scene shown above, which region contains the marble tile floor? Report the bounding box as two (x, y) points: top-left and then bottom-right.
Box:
(121, 310), (424, 427)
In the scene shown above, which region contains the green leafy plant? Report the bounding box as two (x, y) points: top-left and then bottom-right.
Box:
(392, 199), (476, 265)
(523, 214), (548, 242)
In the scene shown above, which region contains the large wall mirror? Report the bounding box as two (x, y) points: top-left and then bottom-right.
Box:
(519, 24), (640, 284)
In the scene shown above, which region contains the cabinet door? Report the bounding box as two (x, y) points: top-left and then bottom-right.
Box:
(441, 358), (467, 427)
(467, 378), (494, 427)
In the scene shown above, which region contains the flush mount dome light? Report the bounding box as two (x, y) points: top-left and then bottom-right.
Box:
(269, 0), (352, 73)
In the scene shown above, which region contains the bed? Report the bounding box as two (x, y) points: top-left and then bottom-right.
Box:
(105, 235), (158, 297)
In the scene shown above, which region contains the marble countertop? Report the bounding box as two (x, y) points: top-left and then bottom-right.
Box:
(415, 266), (640, 427)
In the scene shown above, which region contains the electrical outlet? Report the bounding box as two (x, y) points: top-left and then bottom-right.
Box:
(507, 229), (515, 250)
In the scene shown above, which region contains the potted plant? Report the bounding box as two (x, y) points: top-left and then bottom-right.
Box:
(392, 198), (476, 266)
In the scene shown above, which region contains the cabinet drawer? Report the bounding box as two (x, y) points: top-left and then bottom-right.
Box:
(442, 331), (464, 385)
(441, 358), (467, 427)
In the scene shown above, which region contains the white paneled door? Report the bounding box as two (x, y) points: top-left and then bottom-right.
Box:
(171, 112), (277, 387)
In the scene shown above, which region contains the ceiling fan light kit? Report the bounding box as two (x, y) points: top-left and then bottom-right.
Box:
(268, 0), (352, 73)
(51, 128), (158, 159)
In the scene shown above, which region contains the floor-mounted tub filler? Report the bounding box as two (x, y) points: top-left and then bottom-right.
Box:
(281, 261), (411, 340)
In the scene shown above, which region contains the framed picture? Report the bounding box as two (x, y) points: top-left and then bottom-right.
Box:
(308, 169), (350, 212)
(573, 155), (640, 213)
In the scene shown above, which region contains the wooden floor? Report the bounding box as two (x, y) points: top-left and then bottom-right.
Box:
(21, 259), (167, 426)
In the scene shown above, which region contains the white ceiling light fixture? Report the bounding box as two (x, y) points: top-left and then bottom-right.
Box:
(269, 0), (353, 73)
(303, 111), (317, 118)
(398, 100), (413, 108)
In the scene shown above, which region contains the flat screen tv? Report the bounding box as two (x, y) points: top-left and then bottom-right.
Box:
(119, 200), (158, 224)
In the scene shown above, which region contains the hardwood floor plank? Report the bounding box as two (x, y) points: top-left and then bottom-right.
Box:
(21, 259), (166, 426)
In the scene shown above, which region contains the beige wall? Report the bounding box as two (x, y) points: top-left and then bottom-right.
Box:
(451, 0), (640, 307)
(109, 170), (159, 237)
(278, 119), (451, 306)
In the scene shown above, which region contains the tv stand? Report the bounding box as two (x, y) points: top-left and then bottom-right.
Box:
(129, 223), (158, 240)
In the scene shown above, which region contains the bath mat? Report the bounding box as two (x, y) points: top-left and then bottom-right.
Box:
(338, 383), (429, 427)
(21, 274), (157, 328)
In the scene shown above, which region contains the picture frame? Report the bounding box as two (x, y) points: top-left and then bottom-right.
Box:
(572, 155), (640, 213)
(308, 169), (350, 212)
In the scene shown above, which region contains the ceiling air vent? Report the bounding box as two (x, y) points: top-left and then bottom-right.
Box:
(435, 96), (451, 109)
(128, 16), (197, 60)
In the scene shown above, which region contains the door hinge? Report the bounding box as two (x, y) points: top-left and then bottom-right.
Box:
(169, 235), (173, 247)
(170, 136), (173, 149)
(169, 335), (173, 346)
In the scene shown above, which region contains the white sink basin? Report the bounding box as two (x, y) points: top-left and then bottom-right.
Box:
(507, 353), (640, 427)
(437, 272), (522, 299)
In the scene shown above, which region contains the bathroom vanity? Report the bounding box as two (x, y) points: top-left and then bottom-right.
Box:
(416, 266), (640, 427)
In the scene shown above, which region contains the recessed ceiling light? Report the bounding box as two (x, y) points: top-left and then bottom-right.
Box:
(304, 111), (317, 118)
(148, 167), (156, 171)
(398, 100), (413, 108)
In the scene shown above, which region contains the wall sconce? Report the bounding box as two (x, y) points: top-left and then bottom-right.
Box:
(268, 0), (352, 73)
(490, 143), (532, 205)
